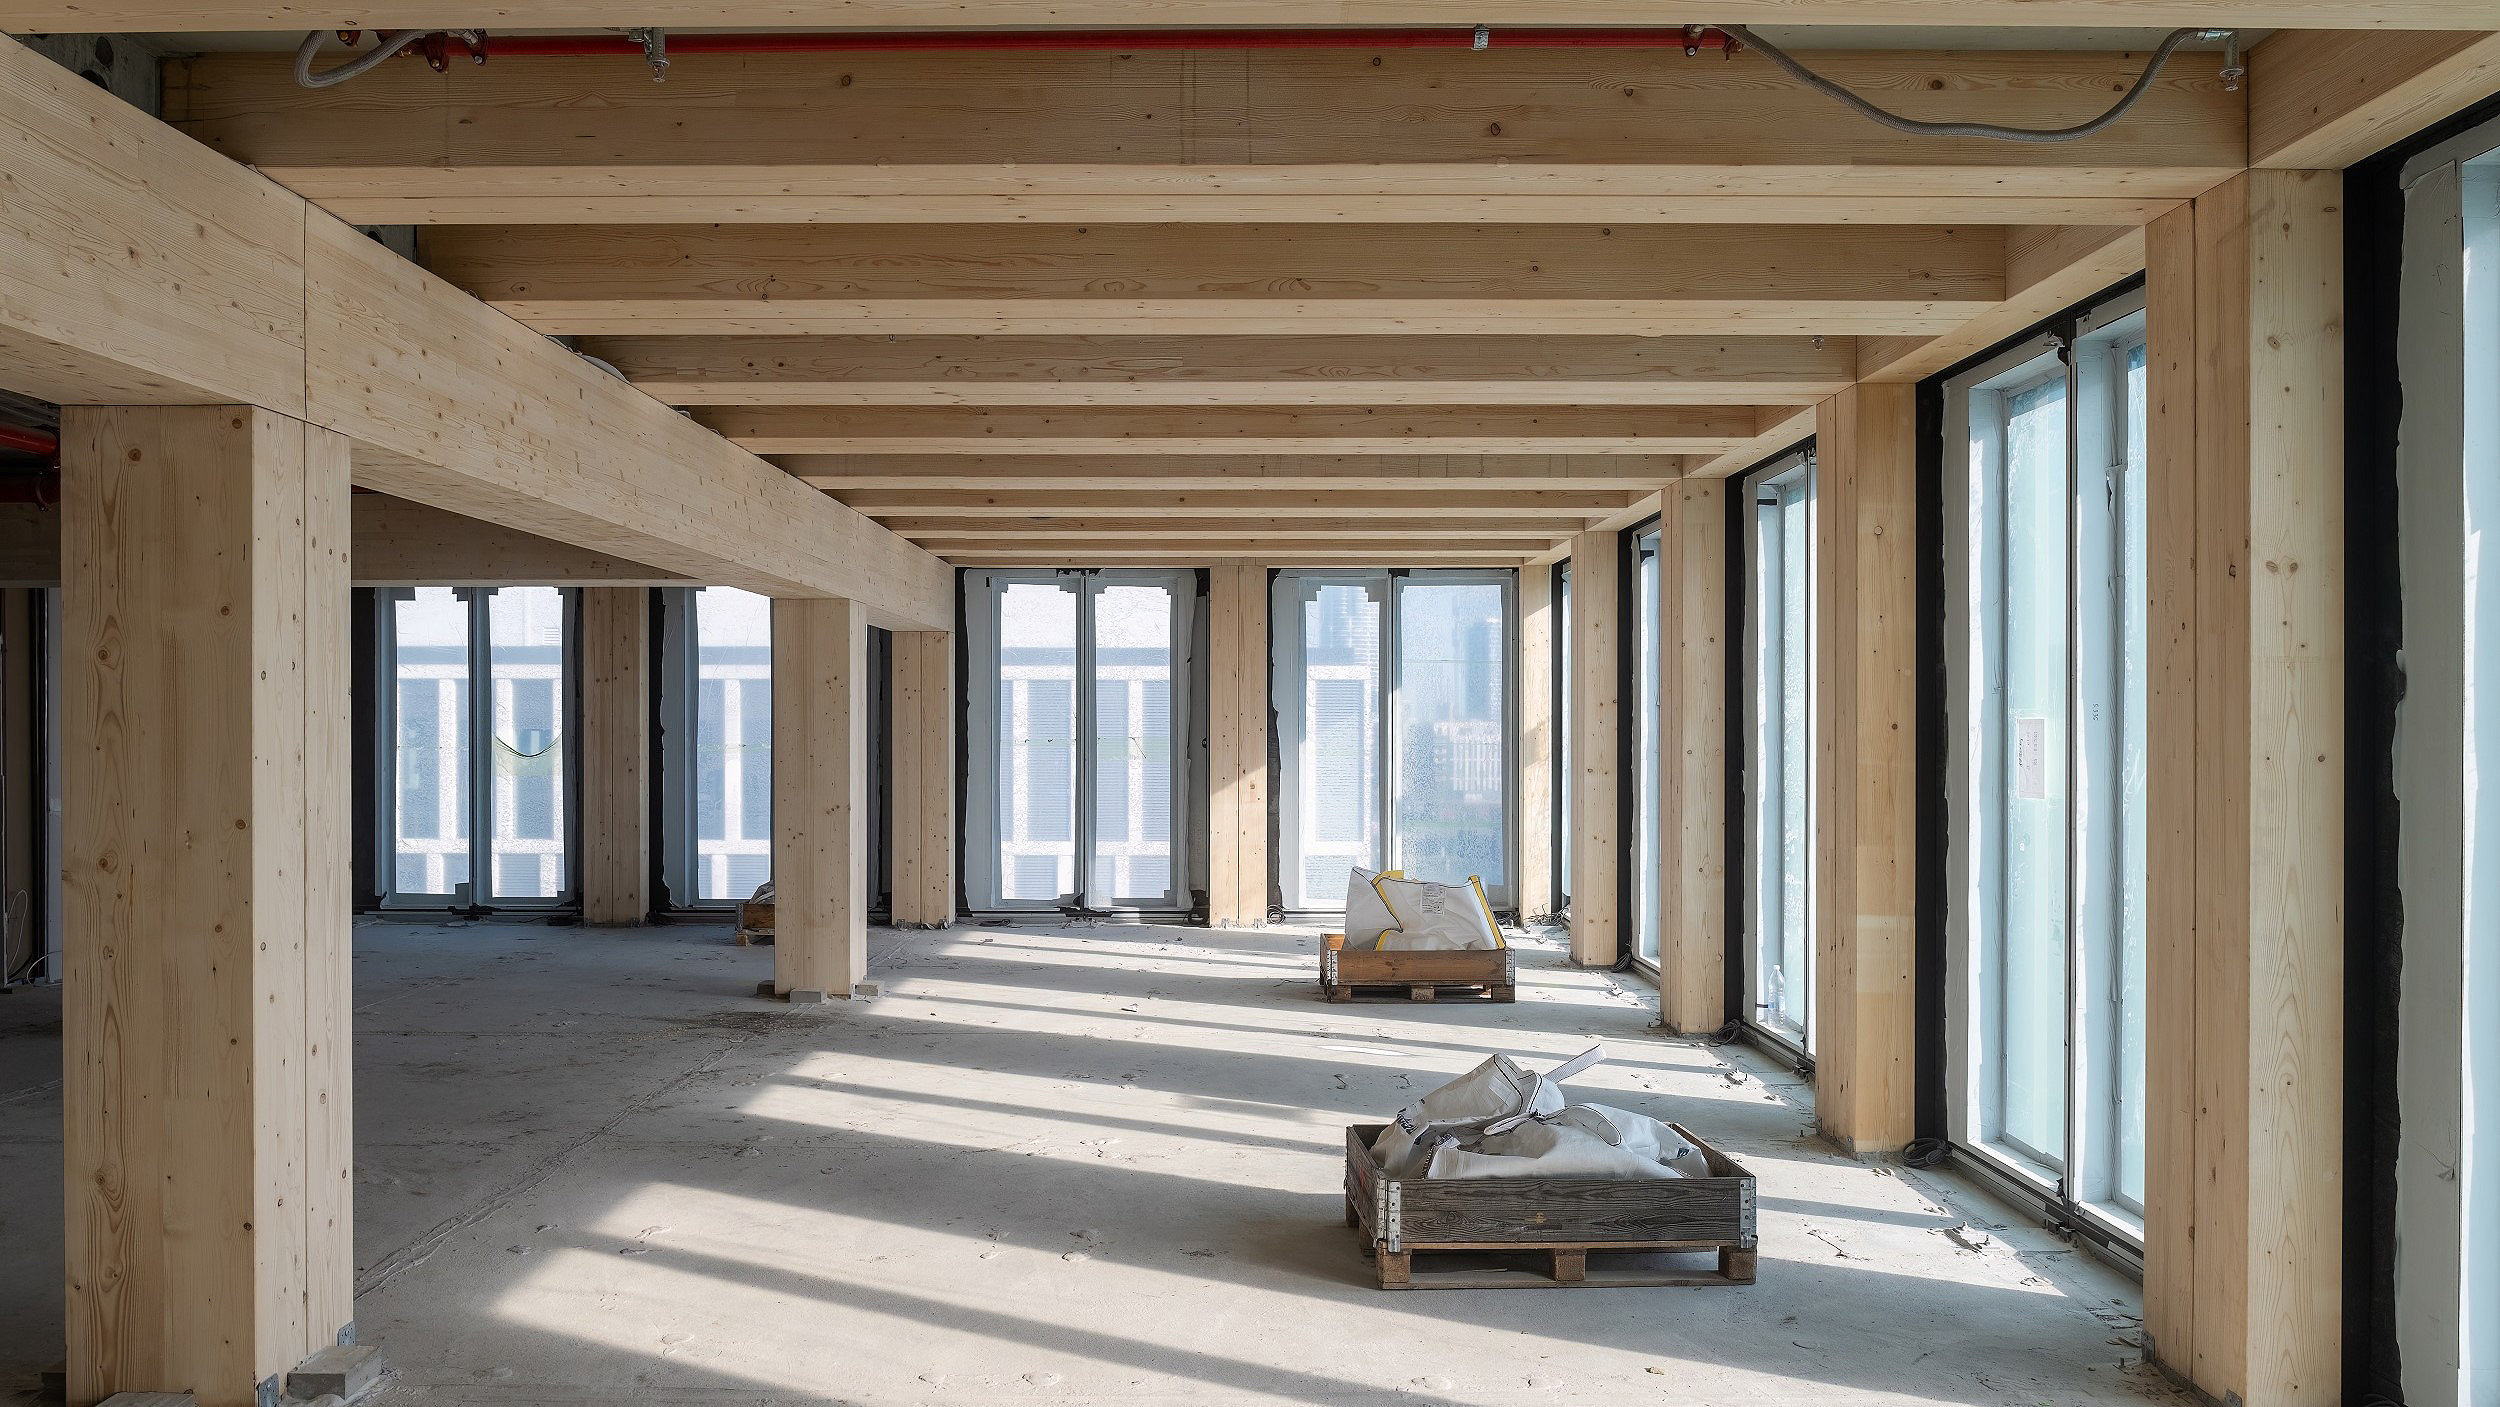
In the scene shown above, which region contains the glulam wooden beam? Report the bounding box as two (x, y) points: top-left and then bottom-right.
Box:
(880, 516), (1567, 540)
(1858, 225), (2149, 384)
(583, 334), (1857, 407)
(52, 2), (2500, 28)
(61, 406), (353, 1406)
(831, 488), (1636, 518)
(2141, 169), (2344, 1407)
(2250, 29), (2500, 169)
(1207, 564), (1271, 928)
(167, 47), (2242, 226)
(1811, 381), (1917, 1157)
(704, 404), (1767, 456)
(1568, 528), (1620, 966)
(581, 587), (651, 926)
(889, 630), (955, 929)
(941, 550), (1536, 567)
(1656, 478), (1728, 1035)
(788, 455), (1695, 491)
(415, 223), (2004, 338)
(771, 596), (871, 999)
(0, 36), (950, 628)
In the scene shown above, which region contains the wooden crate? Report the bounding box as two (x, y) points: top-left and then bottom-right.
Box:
(1322, 935), (1515, 1003)
(1342, 1121), (1757, 1289)
(735, 900), (774, 946)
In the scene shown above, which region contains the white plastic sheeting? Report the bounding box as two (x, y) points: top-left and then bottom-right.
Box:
(1368, 1046), (1706, 1180)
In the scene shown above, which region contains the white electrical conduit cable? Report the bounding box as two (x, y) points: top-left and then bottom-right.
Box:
(1722, 25), (2236, 143)
(294, 28), (479, 88)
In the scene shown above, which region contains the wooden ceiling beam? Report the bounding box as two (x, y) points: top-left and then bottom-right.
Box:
(2250, 29), (2500, 169)
(941, 548), (1543, 567)
(1857, 224), (2148, 384)
(417, 223), (2004, 338)
(63, 4), (2500, 28)
(785, 454), (1692, 489)
(582, 333), (1857, 407)
(883, 515), (1569, 539)
(705, 404), (1768, 455)
(168, 47), (2246, 225)
(831, 488), (1636, 517)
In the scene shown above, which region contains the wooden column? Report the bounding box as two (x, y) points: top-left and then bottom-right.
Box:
(771, 596), (869, 999)
(1657, 478), (1728, 1034)
(2141, 169), (2345, 1407)
(1568, 529), (1619, 966)
(61, 406), (353, 1407)
(1812, 382), (1917, 1155)
(1516, 564), (1556, 924)
(580, 587), (649, 925)
(1207, 564), (1270, 927)
(888, 629), (955, 929)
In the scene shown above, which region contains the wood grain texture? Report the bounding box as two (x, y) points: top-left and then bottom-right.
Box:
(1811, 383), (1917, 1156)
(61, 407), (352, 1406)
(772, 597), (870, 996)
(581, 334), (1857, 407)
(0, 36), (307, 410)
(1857, 224), (2149, 384)
(60, 1), (2500, 27)
(831, 489), (1633, 519)
(1206, 564), (1271, 927)
(1568, 529), (1620, 966)
(888, 631), (956, 928)
(308, 214), (952, 626)
(415, 223), (2004, 338)
(168, 46), (2241, 221)
(581, 588), (651, 925)
(0, 497), (694, 587)
(1657, 478), (1728, 1035)
(794, 456), (1695, 491)
(1516, 566), (1556, 924)
(703, 404), (1769, 457)
(2250, 28), (2500, 169)
(2141, 202), (2202, 1381)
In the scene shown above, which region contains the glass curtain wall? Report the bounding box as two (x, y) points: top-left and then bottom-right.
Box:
(692, 587), (773, 903)
(965, 570), (1188, 914)
(1631, 527), (1663, 967)
(1274, 569), (1515, 914)
(382, 586), (575, 908)
(1744, 453), (1815, 1047)
(1947, 295), (2150, 1234)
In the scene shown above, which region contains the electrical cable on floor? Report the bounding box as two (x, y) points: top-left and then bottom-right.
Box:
(1720, 25), (2237, 143)
(1901, 1136), (1952, 1169)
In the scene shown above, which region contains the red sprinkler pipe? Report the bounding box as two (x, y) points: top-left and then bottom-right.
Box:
(0, 423), (57, 461)
(471, 26), (1734, 59)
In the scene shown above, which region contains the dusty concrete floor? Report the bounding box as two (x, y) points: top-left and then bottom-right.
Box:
(0, 919), (2186, 1407)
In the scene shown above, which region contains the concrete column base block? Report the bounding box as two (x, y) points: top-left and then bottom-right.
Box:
(97, 1395), (195, 1406)
(286, 1343), (383, 1402)
(851, 981), (882, 1000)
(786, 987), (829, 1005)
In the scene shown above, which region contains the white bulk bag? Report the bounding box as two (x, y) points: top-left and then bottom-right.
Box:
(1425, 1104), (1711, 1181)
(1343, 866), (1403, 947)
(1371, 875), (1504, 951)
(1369, 1045), (1605, 1178)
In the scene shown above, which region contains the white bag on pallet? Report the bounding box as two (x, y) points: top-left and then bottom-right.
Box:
(1341, 865), (1505, 951)
(1368, 1046), (1605, 1178)
(1425, 1104), (1711, 1181)
(1343, 866), (1403, 946)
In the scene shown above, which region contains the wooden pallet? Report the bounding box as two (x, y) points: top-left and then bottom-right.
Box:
(734, 899), (774, 947)
(1322, 936), (1515, 1003)
(1343, 1121), (1757, 1290)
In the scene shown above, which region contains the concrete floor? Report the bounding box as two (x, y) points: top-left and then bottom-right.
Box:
(0, 919), (2187, 1407)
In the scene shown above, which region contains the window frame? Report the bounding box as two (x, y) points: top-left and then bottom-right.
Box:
(1941, 287), (2151, 1251)
(373, 585), (582, 913)
(962, 567), (1196, 918)
(1271, 567), (1520, 919)
(1738, 448), (1817, 1057)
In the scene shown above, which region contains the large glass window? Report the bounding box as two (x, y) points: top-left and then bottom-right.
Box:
(966, 570), (1188, 913)
(1946, 297), (2149, 1233)
(1275, 570), (1515, 914)
(1631, 527), (1663, 967)
(1744, 453), (1815, 1048)
(381, 586), (575, 907)
(1556, 564), (1572, 911)
(691, 587), (773, 904)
